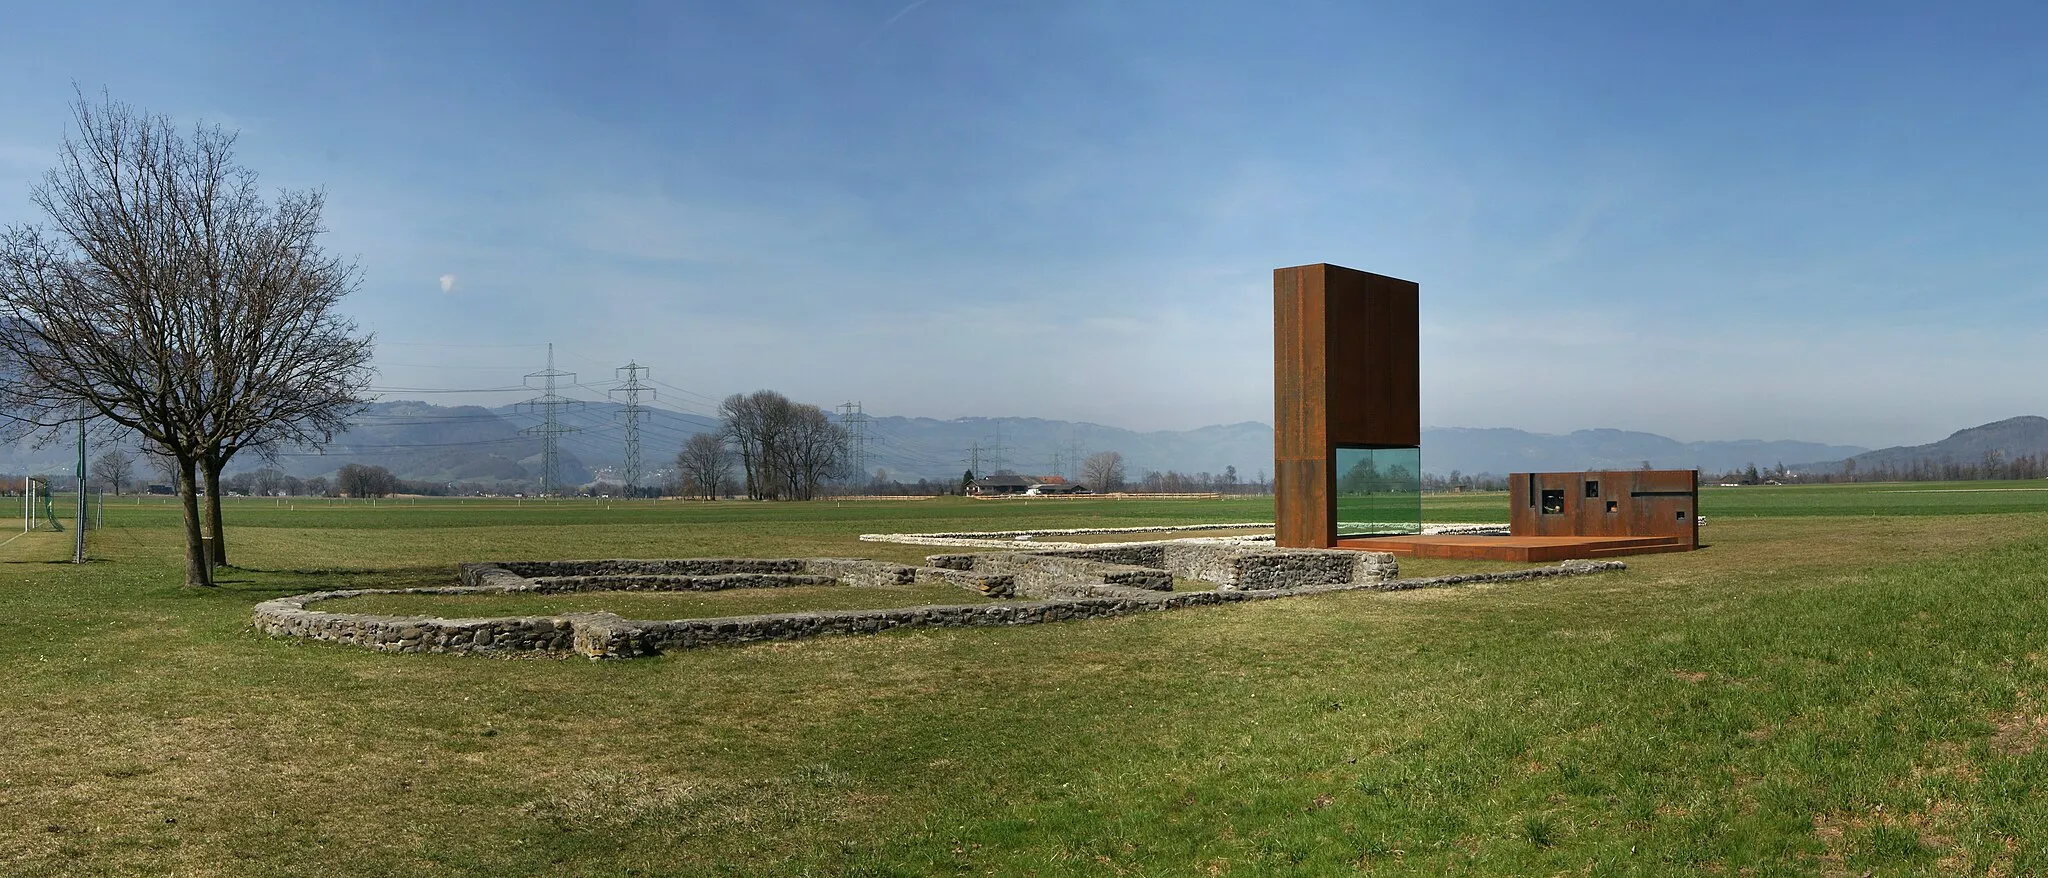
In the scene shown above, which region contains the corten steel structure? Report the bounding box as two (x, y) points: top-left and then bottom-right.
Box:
(1354, 470), (1700, 561)
(1510, 470), (1699, 548)
(1273, 263), (1419, 549)
(1270, 261), (1702, 562)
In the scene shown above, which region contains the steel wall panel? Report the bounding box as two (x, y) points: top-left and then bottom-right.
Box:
(1273, 263), (1419, 548)
(1509, 470), (1697, 548)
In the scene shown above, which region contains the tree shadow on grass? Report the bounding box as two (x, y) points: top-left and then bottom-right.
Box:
(206, 564), (457, 598)
(232, 564), (453, 578)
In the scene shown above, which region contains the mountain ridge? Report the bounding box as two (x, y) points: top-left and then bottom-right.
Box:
(55, 400), (2048, 489)
(1794, 415), (2048, 476)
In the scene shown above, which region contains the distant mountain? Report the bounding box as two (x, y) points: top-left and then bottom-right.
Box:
(1425, 427), (1868, 478)
(266, 400), (592, 485)
(864, 419), (1866, 484)
(0, 399), (1887, 488)
(858, 416), (1274, 484)
(1796, 416), (2048, 474)
(279, 399), (728, 486)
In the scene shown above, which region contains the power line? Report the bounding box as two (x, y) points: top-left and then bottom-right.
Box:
(516, 343), (582, 496)
(368, 386), (528, 394)
(611, 362), (654, 493)
(836, 401), (869, 482)
(377, 341), (550, 349)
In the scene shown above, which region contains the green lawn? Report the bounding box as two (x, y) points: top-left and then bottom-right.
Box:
(3, 487), (2046, 874)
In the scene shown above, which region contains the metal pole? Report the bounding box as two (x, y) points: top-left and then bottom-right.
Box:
(74, 413), (87, 562)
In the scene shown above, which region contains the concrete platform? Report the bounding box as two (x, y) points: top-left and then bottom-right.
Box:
(1336, 534), (1694, 562)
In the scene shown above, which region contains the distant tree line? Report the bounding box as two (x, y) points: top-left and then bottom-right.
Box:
(1707, 452), (2048, 485)
(1422, 471), (1512, 493)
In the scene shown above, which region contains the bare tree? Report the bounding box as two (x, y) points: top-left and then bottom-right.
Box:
(0, 92), (371, 584)
(1079, 450), (1125, 492)
(336, 463), (396, 498)
(144, 448), (175, 479)
(674, 431), (732, 500)
(772, 403), (846, 501)
(189, 179), (371, 565)
(717, 390), (845, 501)
(91, 449), (134, 494)
(719, 391), (782, 500)
(251, 467), (288, 497)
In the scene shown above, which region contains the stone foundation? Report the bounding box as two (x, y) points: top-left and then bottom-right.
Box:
(253, 551), (1623, 659)
(931, 543), (1398, 592)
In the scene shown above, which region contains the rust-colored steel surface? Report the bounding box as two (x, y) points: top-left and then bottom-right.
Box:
(1337, 534), (1694, 563)
(1509, 470), (1698, 548)
(1273, 263), (1420, 548)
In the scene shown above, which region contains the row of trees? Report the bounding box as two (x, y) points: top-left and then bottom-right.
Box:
(705, 390), (848, 501)
(1836, 452), (2048, 483)
(1715, 452), (2048, 485)
(0, 93), (372, 585)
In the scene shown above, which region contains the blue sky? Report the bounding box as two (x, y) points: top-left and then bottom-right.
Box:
(2, 0), (2043, 448)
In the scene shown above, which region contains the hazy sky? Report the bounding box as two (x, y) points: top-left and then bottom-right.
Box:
(3, 1), (2043, 448)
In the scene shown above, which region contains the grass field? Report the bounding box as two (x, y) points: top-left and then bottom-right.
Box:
(4, 484), (2048, 875)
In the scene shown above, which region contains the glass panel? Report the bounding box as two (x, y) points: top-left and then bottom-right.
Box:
(1334, 445), (1422, 536)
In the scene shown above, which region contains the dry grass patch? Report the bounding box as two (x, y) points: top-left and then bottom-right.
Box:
(7, 492), (2048, 874)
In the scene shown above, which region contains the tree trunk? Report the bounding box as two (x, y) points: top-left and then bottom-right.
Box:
(176, 456), (212, 587)
(203, 456), (228, 568)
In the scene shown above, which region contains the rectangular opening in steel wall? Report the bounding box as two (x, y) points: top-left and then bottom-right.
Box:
(1334, 445), (1422, 537)
(1540, 490), (1564, 515)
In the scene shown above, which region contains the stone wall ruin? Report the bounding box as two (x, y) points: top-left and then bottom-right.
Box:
(253, 546), (1624, 659)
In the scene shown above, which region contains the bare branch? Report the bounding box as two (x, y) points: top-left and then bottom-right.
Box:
(0, 91), (373, 584)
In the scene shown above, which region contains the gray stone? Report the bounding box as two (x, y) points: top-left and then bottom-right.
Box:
(255, 555), (1628, 659)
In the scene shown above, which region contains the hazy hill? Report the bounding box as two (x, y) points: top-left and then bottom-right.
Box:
(1797, 415), (2048, 474)
(1426, 427), (1868, 478)
(0, 399), (1891, 488)
(857, 416), (1275, 484)
(277, 399), (726, 486)
(268, 400), (591, 485)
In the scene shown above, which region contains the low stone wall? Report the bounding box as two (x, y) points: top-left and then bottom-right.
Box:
(256, 556), (1626, 659)
(924, 551), (1174, 597)
(528, 573), (839, 592)
(1227, 548), (1396, 590)
(801, 558), (915, 587)
(911, 567), (1016, 598)
(979, 543), (1398, 591)
(252, 587), (582, 655)
(488, 558), (811, 578)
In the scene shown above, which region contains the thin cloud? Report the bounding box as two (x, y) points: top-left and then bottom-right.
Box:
(439, 273), (457, 294)
(879, 0), (934, 32)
